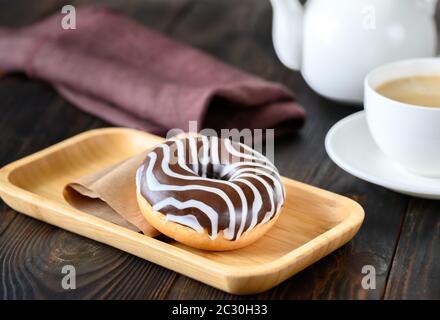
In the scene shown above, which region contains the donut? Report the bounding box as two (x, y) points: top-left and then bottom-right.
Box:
(135, 134), (286, 251)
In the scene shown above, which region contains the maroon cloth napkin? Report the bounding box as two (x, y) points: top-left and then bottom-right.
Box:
(0, 7), (305, 136)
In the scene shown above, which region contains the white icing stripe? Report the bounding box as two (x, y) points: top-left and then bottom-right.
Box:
(238, 173), (276, 223)
(154, 197), (219, 239)
(142, 153), (237, 240)
(201, 135), (209, 178)
(138, 136), (285, 241)
(159, 144), (249, 240)
(166, 214), (205, 234)
(239, 141), (273, 163)
(220, 161), (277, 179)
(229, 167), (285, 204)
(224, 139), (275, 169)
(189, 137), (199, 175)
(234, 178), (263, 232)
(173, 139), (194, 174)
(210, 136), (220, 165)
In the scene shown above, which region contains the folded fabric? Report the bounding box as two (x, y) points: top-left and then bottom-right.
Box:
(0, 6), (305, 136)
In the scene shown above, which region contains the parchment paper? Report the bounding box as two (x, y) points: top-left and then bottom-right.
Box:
(63, 151), (160, 237)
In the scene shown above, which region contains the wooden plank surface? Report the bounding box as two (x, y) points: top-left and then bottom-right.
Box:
(384, 199), (440, 299)
(0, 0), (438, 299)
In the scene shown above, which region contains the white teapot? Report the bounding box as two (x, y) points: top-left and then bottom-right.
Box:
(270, 0), (438, 103)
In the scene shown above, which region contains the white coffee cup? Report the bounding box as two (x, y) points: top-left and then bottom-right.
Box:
(364, 58), (440, 178)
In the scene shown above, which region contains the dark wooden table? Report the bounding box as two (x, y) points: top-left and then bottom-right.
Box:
(0, 0), (439, 300)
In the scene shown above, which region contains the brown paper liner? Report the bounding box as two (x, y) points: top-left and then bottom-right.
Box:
(63, 151), (160, 237)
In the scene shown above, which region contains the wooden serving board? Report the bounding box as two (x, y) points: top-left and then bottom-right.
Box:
(0, 128), (364, 294)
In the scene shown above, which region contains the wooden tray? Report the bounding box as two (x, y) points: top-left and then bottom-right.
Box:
(0, 128), (364, 294)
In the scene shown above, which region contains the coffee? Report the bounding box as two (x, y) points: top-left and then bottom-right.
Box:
(376, 75), (440, 108)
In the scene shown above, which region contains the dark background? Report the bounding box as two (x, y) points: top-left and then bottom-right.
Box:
(0, 0), (439, 299)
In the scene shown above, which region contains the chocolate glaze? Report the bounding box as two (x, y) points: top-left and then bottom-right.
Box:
(136, 136), (285, 240)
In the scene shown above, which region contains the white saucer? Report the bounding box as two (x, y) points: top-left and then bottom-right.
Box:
(325, 111), (440, 199)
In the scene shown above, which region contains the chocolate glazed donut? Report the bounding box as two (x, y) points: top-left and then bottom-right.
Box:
(135, 134), (286, 251)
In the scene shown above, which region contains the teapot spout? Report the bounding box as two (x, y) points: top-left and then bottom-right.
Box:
(270, 0), (304, 71)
